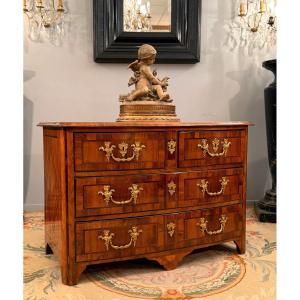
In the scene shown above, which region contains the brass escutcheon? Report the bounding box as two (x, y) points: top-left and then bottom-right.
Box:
(166, 222), (176, 237)
(168, 139), (176, 155)
(167, 181), (176, 196)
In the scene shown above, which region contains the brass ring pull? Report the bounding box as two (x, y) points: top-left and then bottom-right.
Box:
(99, 141), (146, 162)
(98, 184), (143, 206)
(197, 177), (229, 197)
(197, 138), (231, 157)
(197, 215), (228, 235)
(98, 226), (142, 251)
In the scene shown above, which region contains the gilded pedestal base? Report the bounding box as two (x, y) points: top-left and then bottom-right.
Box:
(117, 101), (180, 122)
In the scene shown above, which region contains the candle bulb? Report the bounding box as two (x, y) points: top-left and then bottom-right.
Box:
(36, 0), (43, 8)
(269, 0), (276, 15)
(57, 0), (64, 12)
(259, 0), (266, 13)
(239, 2), (247, 16)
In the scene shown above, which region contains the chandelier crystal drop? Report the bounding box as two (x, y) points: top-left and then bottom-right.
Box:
(23, 0), (67, 46)
(124, 0), (152, 32)
(225, 0), (277, 55)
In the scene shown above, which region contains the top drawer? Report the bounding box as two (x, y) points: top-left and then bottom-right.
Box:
(74, 131), (166, 171)
(178, 130), (246, 168)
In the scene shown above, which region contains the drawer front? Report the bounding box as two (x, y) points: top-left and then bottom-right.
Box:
(76, 174), (166, 217)
(178, 168), (244, 208)
(74, 131), (166, 171)
(76, 215), (164, 262)
(165, 204), (243, 250)
(178, 130), (245, 168)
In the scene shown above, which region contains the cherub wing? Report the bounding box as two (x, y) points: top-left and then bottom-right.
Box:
(128, 60), (139, 72)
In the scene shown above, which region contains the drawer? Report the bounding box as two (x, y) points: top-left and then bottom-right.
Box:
(74, 131), (166, 171)
(75, 174), (165, 217)
(165, 204), (243, 250)
(178, 130), (246, 168)
(178, 168), (244, 208)
(76, 204), (243, 262)
(76, 215), (164, 262)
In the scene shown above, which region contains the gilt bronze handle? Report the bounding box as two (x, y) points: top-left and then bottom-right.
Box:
(197, 177), (229, 197)
(98, 184), (143, 205)
(197, 138), (231, 157)
(197, 215), (228, 235)
(98, 226), (142, 251)
(99, 141), (146, 162)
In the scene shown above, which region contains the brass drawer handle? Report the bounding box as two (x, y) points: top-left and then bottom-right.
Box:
(197, 177), (229, 197)
(98, 226), (142, 251)
(167, 222), (176, 237)
(197, 138), (231, 157)
(99, 141), (146, 162)
(98, 184), (143, 206)
(197, 215), (228, 235)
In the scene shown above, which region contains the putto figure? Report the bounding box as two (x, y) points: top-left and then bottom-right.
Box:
(120, 44), (172, 102)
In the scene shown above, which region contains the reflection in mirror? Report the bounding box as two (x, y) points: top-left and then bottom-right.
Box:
(123, 0), (171, 32)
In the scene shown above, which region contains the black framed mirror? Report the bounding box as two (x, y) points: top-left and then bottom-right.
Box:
(93, 0), (201, 63)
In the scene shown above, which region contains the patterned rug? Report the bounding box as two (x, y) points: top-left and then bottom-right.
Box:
(24, 206), (276, 300)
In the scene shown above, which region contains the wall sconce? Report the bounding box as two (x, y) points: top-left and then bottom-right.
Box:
(226, 0), (277, 54)
(23, 0), (67, 46)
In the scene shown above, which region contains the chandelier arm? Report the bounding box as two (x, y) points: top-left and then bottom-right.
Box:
(39, 7), (49, 27)
(246, 0), (250, 14)
(255, 11), (263, 30)
(23, 11), (33, 22)
(240, 15), (252, 30)
(54, 11), (64, 23)
(39, 6), (62, 27)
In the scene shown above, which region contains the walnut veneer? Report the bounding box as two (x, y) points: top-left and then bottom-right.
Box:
(39, 121), (251, 285)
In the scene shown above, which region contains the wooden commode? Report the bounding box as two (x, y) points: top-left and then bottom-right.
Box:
(39, 121), (251, 285)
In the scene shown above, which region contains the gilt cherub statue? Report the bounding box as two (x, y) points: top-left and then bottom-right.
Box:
(119, 44), (172, 102)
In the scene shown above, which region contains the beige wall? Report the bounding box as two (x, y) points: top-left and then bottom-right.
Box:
(24, 0), (276, 210)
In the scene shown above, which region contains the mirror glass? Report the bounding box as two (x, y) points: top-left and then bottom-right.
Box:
(123, 0), (171, 32)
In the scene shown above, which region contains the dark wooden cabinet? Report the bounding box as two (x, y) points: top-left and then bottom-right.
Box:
(39, 121), (251, 285)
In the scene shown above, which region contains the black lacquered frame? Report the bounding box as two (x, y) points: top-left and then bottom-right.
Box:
(93, 0), (201, 63)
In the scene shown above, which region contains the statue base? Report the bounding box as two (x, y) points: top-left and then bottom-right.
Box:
(117, 101), (180, 122)
(254, 189), (276, 223)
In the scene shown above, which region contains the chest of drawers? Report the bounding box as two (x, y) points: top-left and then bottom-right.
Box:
(39, 121), (251, 285)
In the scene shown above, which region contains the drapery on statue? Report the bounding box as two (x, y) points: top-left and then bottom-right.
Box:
(119, 44), (172, 102)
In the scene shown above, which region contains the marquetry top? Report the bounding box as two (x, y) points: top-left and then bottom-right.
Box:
(38, 121), (253, 128)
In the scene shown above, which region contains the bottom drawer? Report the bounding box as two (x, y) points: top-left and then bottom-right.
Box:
(76, 204), (243, 262)
(165, 204), (243, 249)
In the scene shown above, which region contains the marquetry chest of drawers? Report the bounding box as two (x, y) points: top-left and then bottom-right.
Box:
(39, 121), (251, 285)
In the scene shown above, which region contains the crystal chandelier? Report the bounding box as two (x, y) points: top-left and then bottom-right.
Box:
(124, 0), (152, 32)
(23, 0), (66, 46)
(225, 0), (277, 54)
